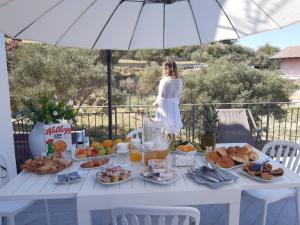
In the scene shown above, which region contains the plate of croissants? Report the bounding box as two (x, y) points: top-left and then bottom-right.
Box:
(240, 162), (284, 181)
(205, 145), (260, 169)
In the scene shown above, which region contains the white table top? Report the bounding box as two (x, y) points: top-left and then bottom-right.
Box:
(1, 143), (300, 202)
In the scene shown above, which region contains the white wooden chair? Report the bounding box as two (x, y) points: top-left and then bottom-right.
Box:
(243, 140), (300, 225)
(127, 128), (144, 144)
(0, 154), (51, 225)
(111, 206), (200, 225)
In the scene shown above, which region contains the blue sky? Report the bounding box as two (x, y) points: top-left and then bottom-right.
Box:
(238, 22), (300, 50)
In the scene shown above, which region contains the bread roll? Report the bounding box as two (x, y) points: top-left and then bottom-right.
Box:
(216, 147), (228, 157)
(227, 147), (237, 156)
(216, 157), (235, 168)
(231, 153), (249, 164)
(248, 151), (259, 161)
(237, 146), (251, 154)
(205, 151), (220, 164)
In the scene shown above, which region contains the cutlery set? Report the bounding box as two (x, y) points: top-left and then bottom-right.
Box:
(188, 166), (233, 183)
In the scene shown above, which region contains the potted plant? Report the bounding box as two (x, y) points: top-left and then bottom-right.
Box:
(22, 94), (78, 158)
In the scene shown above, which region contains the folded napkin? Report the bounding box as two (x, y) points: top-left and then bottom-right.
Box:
(188, 168), (239, 189)
(173, 155), (194, 167)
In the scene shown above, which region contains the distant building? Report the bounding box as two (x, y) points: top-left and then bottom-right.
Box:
(271, 46), (300, 80)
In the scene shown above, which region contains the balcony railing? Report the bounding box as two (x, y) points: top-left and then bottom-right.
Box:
(12, 102), (300, 171)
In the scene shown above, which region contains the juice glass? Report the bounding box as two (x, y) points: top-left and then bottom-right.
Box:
(130, 149), (142, 162)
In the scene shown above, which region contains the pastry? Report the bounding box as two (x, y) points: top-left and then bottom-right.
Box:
(230, 153), (249, 164)
(270, 168), (284, 176)
(80, 158), (109, 169)
(216, 157), (235, 168)
(76, 148), (88, 158)
(227, 147), (237, 156)
(261, 172), (273, 180)
(216, 147), (228, 157)
(22, 157), (72, 174)
(248, 151), (259, 161)
(244, 144), (253, 151)
(237, 146), (251, 155)
(206, 151), (220, 164)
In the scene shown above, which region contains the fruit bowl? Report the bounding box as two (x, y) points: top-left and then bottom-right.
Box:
(176, 144), (197, 156)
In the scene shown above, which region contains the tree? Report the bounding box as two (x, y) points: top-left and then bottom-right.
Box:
(136, 62), (162, 103)
(181, 58), (297, 119)
(135, 49), (166, 65)
(251, 44), (281, 70)
(191, 42), (255, 64)
(7, 43), (123, 112)
(94, 50), (125, 68)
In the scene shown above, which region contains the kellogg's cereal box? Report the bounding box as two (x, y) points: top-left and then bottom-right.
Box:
(44, 123), (72, 156)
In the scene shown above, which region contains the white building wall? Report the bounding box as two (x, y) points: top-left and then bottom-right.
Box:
(281, 58), (300, 79)
(0, 33), (17, 179)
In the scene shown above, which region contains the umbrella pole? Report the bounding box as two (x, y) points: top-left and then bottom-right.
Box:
(106, 50), (113, 139)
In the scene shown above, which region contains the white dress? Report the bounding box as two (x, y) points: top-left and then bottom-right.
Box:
(154, 76), (183, 134)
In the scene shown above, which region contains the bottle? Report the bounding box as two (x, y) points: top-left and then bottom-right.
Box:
(144, 117), (151, 142)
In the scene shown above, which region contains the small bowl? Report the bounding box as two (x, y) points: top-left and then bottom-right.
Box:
(176, 149), (197, 156)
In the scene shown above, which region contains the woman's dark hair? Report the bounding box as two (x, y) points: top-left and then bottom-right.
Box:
(163, 57), (178, 78)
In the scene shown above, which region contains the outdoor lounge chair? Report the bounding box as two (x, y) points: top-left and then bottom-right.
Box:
(217, 109), (262, 148)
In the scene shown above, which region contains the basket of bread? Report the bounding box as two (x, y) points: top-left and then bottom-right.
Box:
(22, 157), (72, 174)
(205, 145), (259, 169)
(241, 162), (284, 181)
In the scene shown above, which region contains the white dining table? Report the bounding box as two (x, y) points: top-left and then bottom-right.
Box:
(1, 143), (300, 225)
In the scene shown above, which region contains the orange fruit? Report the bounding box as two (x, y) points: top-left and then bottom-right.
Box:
(102, 140), (113, 148)
(124, 137), (131, 142)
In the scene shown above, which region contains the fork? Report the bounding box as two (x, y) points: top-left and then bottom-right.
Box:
(190, 168), (220, 183)
(201, 166), (232, 182)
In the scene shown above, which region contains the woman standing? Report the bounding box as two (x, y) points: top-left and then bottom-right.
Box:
(153, 57), (183, 140)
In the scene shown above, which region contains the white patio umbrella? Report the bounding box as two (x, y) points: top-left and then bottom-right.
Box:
(0, 0), (300, 137)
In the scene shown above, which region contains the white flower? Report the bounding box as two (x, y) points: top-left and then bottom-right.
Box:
(67, 99), (73, 107)
(53, 111), (58, 116)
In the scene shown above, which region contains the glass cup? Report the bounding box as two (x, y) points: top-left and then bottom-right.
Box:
(130, 149), (142, 162)
(129, 138), (142, 163)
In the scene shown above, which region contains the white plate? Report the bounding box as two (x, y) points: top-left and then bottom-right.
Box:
(238, 169), (283, 182)
(96, 174), (134, 185)
(79, 159), (110, 170)
(55, 171), (83, 184)
(139, 172), (180, 185)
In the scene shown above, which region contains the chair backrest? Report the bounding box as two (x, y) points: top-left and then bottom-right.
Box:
(111, 206), (200, 225)
(0, 153), (9, 188)
(262, 140), (300, 174)
(217, 109), (255, 145)
(127, 128), (144, 143)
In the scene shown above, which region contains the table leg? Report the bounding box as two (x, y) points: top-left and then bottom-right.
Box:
(296, 188), (300, 225)
(77, 209), (92, 225)
(228, 202), (241, 225)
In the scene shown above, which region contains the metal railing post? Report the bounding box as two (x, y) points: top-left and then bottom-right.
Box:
(192, 105), (195, 142)
(115, 107), (118, 138)
(266, 103), (270, 142)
